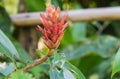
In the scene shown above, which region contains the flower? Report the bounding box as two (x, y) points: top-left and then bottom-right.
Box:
(37, 5), (68, 49)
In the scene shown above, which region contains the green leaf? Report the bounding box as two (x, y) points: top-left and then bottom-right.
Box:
(64, 62), (86, 79)
(111, 48), (120, 78)
(0, 6), (13, 34)
(74, 52), (103, 75)
(49, 51), (66, 79)
(72, 22), (87, 42)
(49, 51), (85, 79)
(50, 68), (64, 79)
(2, 0), (19, 14)
(0, 30), (19, 60)
(0, 43), (12, 59)
(50, 67), (76, 79)
(49, 50), (66, 68)
(94, 56), (114, 79)
(0, 63), (15, 76)
(8, 71), (35, 79)
(29, 67), (41, 78)
(25, 0), (46, 12)
(61, 22), (87, 46)
(63, 35), (119, 60)
(61, 27), (74, 46)
(0, 73), (5, 79)
(28, 64), (49, 78)
(51, 0), (63, 9)
(63, 68), (75, 79)
(11, 38), (31, 64)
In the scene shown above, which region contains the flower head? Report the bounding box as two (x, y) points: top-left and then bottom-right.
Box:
(37, 5), (68, 49)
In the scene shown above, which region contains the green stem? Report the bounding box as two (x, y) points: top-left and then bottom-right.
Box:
(13, 59), (18, 71)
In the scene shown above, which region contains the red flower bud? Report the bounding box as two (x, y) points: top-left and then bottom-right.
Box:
(37, 5), (68, 49)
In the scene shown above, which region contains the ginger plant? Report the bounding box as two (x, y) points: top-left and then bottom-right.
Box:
(23, 5), (68, 71)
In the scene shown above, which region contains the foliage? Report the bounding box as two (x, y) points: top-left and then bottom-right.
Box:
(0, 0), (120, 79)
(112, 48), (120, 78)
(0, 63), (15, 76)
(0, 29), (19, 60)
(49, 51), (85, 79)
(0, 6), (13, 34)
(7, 71), (35, 79)
(25, 0), (46, 12)
(0, 0), (19, 14)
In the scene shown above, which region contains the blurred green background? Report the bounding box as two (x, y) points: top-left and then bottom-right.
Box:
(0, 0), (120, 79)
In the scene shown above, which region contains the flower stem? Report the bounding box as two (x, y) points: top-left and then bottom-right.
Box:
(22, 49), (54, 71)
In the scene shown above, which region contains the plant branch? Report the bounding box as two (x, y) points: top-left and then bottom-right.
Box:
(22, 49), (54, 71)
(96, 21), (110, 35)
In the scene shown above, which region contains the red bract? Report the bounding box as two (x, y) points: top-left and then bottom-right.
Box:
(37, 5), (68, 49)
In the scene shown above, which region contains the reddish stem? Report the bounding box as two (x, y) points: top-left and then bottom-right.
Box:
(23, 49), (54, 71)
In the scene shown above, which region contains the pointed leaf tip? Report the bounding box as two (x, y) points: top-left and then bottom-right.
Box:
(111, 48), (120, 78)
